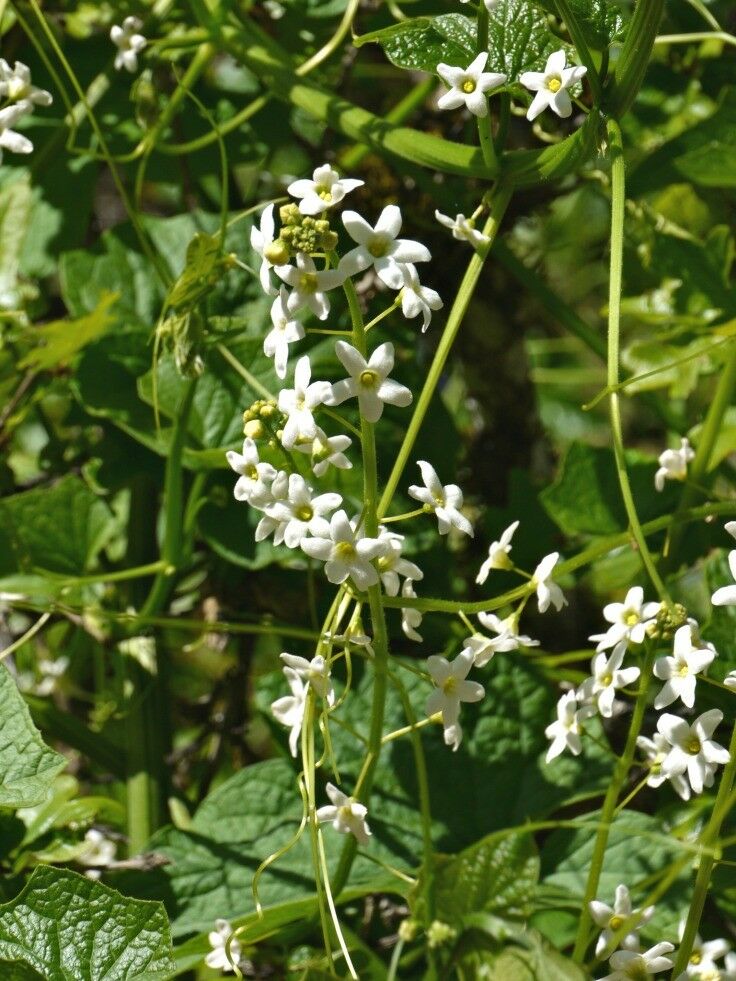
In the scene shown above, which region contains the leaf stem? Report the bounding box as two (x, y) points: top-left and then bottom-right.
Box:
(554, 0), (603, 102)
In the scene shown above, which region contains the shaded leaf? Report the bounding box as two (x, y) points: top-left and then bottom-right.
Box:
(19, 292), (118, 371)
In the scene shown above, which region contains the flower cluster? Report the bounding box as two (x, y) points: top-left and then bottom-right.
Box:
(0, 60), (52, 164)
(110, 17), (147, 73)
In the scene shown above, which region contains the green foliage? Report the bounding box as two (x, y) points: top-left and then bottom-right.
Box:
(532, 0), (625, 50)
(19, 293), (118, 371)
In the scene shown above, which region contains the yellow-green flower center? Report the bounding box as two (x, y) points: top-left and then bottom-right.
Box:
(623, 609), (640, 627)
(359, 369), (379, 389)
(299, 272), (318, 293)
(335, 541), (356, 561)
(462, 79), (476, 94)
(442, 676), (458, 696)
(245, 464), (258, 480)
(295, 505), (313, 522)
(608, 914), (624, 931)
(600, 672), (613, 687)
(317, 187), (333, 201)
(546, 74), (562, 93)
(368, 235), (390, 258)
(7, 77), (28, 100)
(687, 737), (701, 755)
(677, 662), (690, 677)
(690, 952), (702, 965)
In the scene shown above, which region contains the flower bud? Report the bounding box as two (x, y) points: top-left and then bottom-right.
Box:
(243, 419), (265, 438)
(264, 239), (290, 265)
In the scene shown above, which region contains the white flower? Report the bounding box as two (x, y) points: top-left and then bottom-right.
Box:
(287, 164), (363, 216)
(340, 206), (431, 289)
(376, 529), (423, 597)
(655, 437), (695, 492)
(401, 579), (423, 642)
(301, 509), (388, 590)
(725, 670), (736, 690)
(250, 203), (279, 295)
(266, 473), (341, 549)
(271, 667), (306, 757)
(397, 262), (443, 332)
(712, 550), (736, 607)
(476, 521), (519, 583)
(316, 782), (372, 845)
(589, 884), (655, 958)
(264, 286), (305, 379)
(434, 211), (490, 249)
(0, 61), (52, 107)
(294, 426), (352, 477)
(408, 460), (473, 537)
(533, 552), (566, 613)
(426, 650), (485, 751)
(436, 52), (507, 118)
(545, 691), (594, 762)
(476, 610), (539, 658)
(675, 919), (730, 979)
(278, 355), (333, 450)
(578, 642), (641, 718)
(653, 624), (716, 709)
(637, 733), (691, 801)
(0, 103), (33, 163)
(253, 470), (289, 544)
(77, 829), (116, 867)
(226, 437), (277, 506)
(275, 253), (344, 320)
(110, 17), (147, 73)
(205, 919), (241, 974)
(519, 49), (587, 121)
(658, 709), (730, 795)
(599, 943), (675, 981)
(280, 651), (334, 702)
(590, 586), (660, 651)
(329, 340), (412, 423)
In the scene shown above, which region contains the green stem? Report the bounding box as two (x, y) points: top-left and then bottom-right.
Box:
(606, 0), (665, 117)
(572, 642), (658, 962)
(378, 184), (512, 516)
(476, 0), (499, 171)
(555, 0), (603, 102)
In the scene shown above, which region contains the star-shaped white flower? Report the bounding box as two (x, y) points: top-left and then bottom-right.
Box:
(533, 552), (566, 613)
(401, 579), (423, 642)
(287, 163), (363, 216)
(301, 509), (388, 591)
(519, 49), (587, 121)
(476, 520), (519, 583)
(434, 211), (490, 249)
(637, 733), (691, 800)
(426, 650), (485, 751)
(655, 437), (695, 492)
(293, 426), (352, 477)
(316, 782), (372, 845)
(675, 919), (730, 980)
(408, 460), (473, 537)
(589, 884), (655, 958)
(110, 17), (147, 73)
(0, 60), (52, 107)
(275, 253), (344, 320)
(658, 709), (730, 795)
(329, 340), (412, 423)
(0, 103), (33, 163)
(476, 610), (539, 659)
(250, 203), (279, 295)
(78, 828), (116, 867)
(264, 286), (304, 379)
(280, 651), (334, 701)
(253, 470), (289, 544)
(226, 437), (277, 506)
(712, 532), (736, 606)
(578, 642), (641, 717)
(397, 262), (443, 332)
(545, 690), (594, 762)
(376, 529), (423, 597)
(590, 586), (660, 651)
(265, 473), (341, 549)
(278, 355), (333, 450)
(339, 206), (431, 289)
(599, 943), (675, 981)
(271, 667), (306, 757)
(205, 919), (241, 973)
(653, 623), (716, 709)
(437, 52), (507, 118)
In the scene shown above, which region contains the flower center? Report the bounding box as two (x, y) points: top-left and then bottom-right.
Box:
(338, 803), (354, 821)
(623, 963), (649, 981)
(442, 676), (458, 696)
(359, 369), (379, 389)
(367, 235), (390, 258)
(623, 609), (640, 627)
(295, 505), (313, 522)
(245, 464), (259, 480)
(608, 914), (624, 931)
(686, 737), (701, 755)
(7, 77), (28, 100)
(677, 662), (690, 677)
(335, 541), (356, 561)
(377, 554), (395, 572)
(298, 272), (318, 293)
(317, 186), (333, 201)
(546, 74), (562, 93)
(690, 953), (702, 965)
(462, 79), (476, 93)
(600, 672), (613, 687)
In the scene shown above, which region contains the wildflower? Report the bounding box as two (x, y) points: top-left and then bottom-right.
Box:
(476, 520), (519, 583)
(275, 253), (344, 320)
(589, 884), (655, 958)
(301, 509), (388, 590)
(280, 651), (334, 701)
(725, 670), (736, 690)
(653, 623), (715, 709)
(278, 355), (333, 449)
(675, 919), (730, 979)
(265, 473), (341, 549)
(712, 551), (736, 607)
(655, 437), (695, 492)
(590, 586), (660, 651)
(316, 782), (371, 845)
(340, 205), (431, 289)
(397, 262), (443, 332)
(434, 211), (490, 249)
(408, 460), (473, 537)
(426, 650), (484, 751)
(271, 667), (306, 757)
(436, 53), (506, 118)
(205, 919), (241, 974)
(476, 610), (539, 658)
(658, 709), (730, 795)
(376, 529), (423, 597)
(226, 437), (277, 506)
(264, 286), (305, 379)
(0, 103), (33, 163)
(287, 163), (363, 215)
(250, 203), (279, 295)
(545, 690), (594, 762)
(0, 60), (52, 107)
(533, 552), (566, 613)
(110, 16), (147, 73)
(77, 829), (116, 867)
(519, 49), (587, 121)
(637, 733), (691, 800)
(401, 579), (423, 642)
(329, 340), (412, 423)
(599, 943), (675, 980)
(294, 427), (352, 477)
(253, 470), (289, 544)
(578, 642), (641, 718)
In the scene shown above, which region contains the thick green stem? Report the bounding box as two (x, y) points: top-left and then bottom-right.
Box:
(606, 0), (665, 117)
(554, 0), (602, 102)
(476, 1), (499, 171)
(572, 642), (658, 962)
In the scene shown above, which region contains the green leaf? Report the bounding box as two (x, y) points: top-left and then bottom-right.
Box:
(0, 667), (66, 809)
(165, 232), (223, 311)
(19, 292), (118, 372)
(0, 175), (32, 310)
(532, 0), (625, 50)
(486, 0), (566, 78)
(0, 866), (173, 979)
(460, 930), (587, 979)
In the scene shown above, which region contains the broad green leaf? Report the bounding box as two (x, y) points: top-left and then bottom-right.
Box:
(486, 0), (567, 79)
(0, 175), (32, 309)
(0, 866), (173, 980)
(460, 930), (587, 979)
(531, 0), (625, 50)
(165, 232), (227, 310)
(19, 292), (118, 372)
(620, 337), (715, 400)
(0, 667), (66, 809)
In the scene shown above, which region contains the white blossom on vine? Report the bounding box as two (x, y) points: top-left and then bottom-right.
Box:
(250, 204), (279, 295)
(436, 53), (506, 118)
(519, 50), (587, 122)
(590, 586), (660, 651)
(110, 17), (147, 73)
(340, 205), (431, 288)
(532, 552), (566, 613)
(278, 355), (333, 449)
(329, 341), (412, 423)
(376, 529), (423, 597)
(0, 104), (33, 162)
(476, 520), (519, 583)
(598, 943), (675, 981)
(426, 650), (485, 751)
(265, 287), (305, 379)
(545, 690), (594, 762)
(655, 437), (695, 492)
(226, 437), (277, 506)
(401, 579), (424, 642)
(317, 783), (372, 845)
(253, 470), (290, 544)
(397, 262), (443, 332)
(589, 884), (655, 958)
(287, 164), (363, 215)
(301, 510), (388, 590)
(725, 670), (736, 690)
(0, 61), (52, 107)
(578, 642), (640, 718)
(657, 709), (730, 795)
(205, 919), (241, 974)
(266, 474), (341, 549)
(712, 534), (736, 607)
(408, 460), (473, 537)
(280, 652), (334, 702)
(675, 919), (730, 979)
(653, 623), (715, 710)
(434, 210), (490, 249)
(294, 427), (352, 477)
(275, 253), (344, 320)
(476, 610), (539, 657)
(636, 733), (691, 801)
(270, 667), (306, 757)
